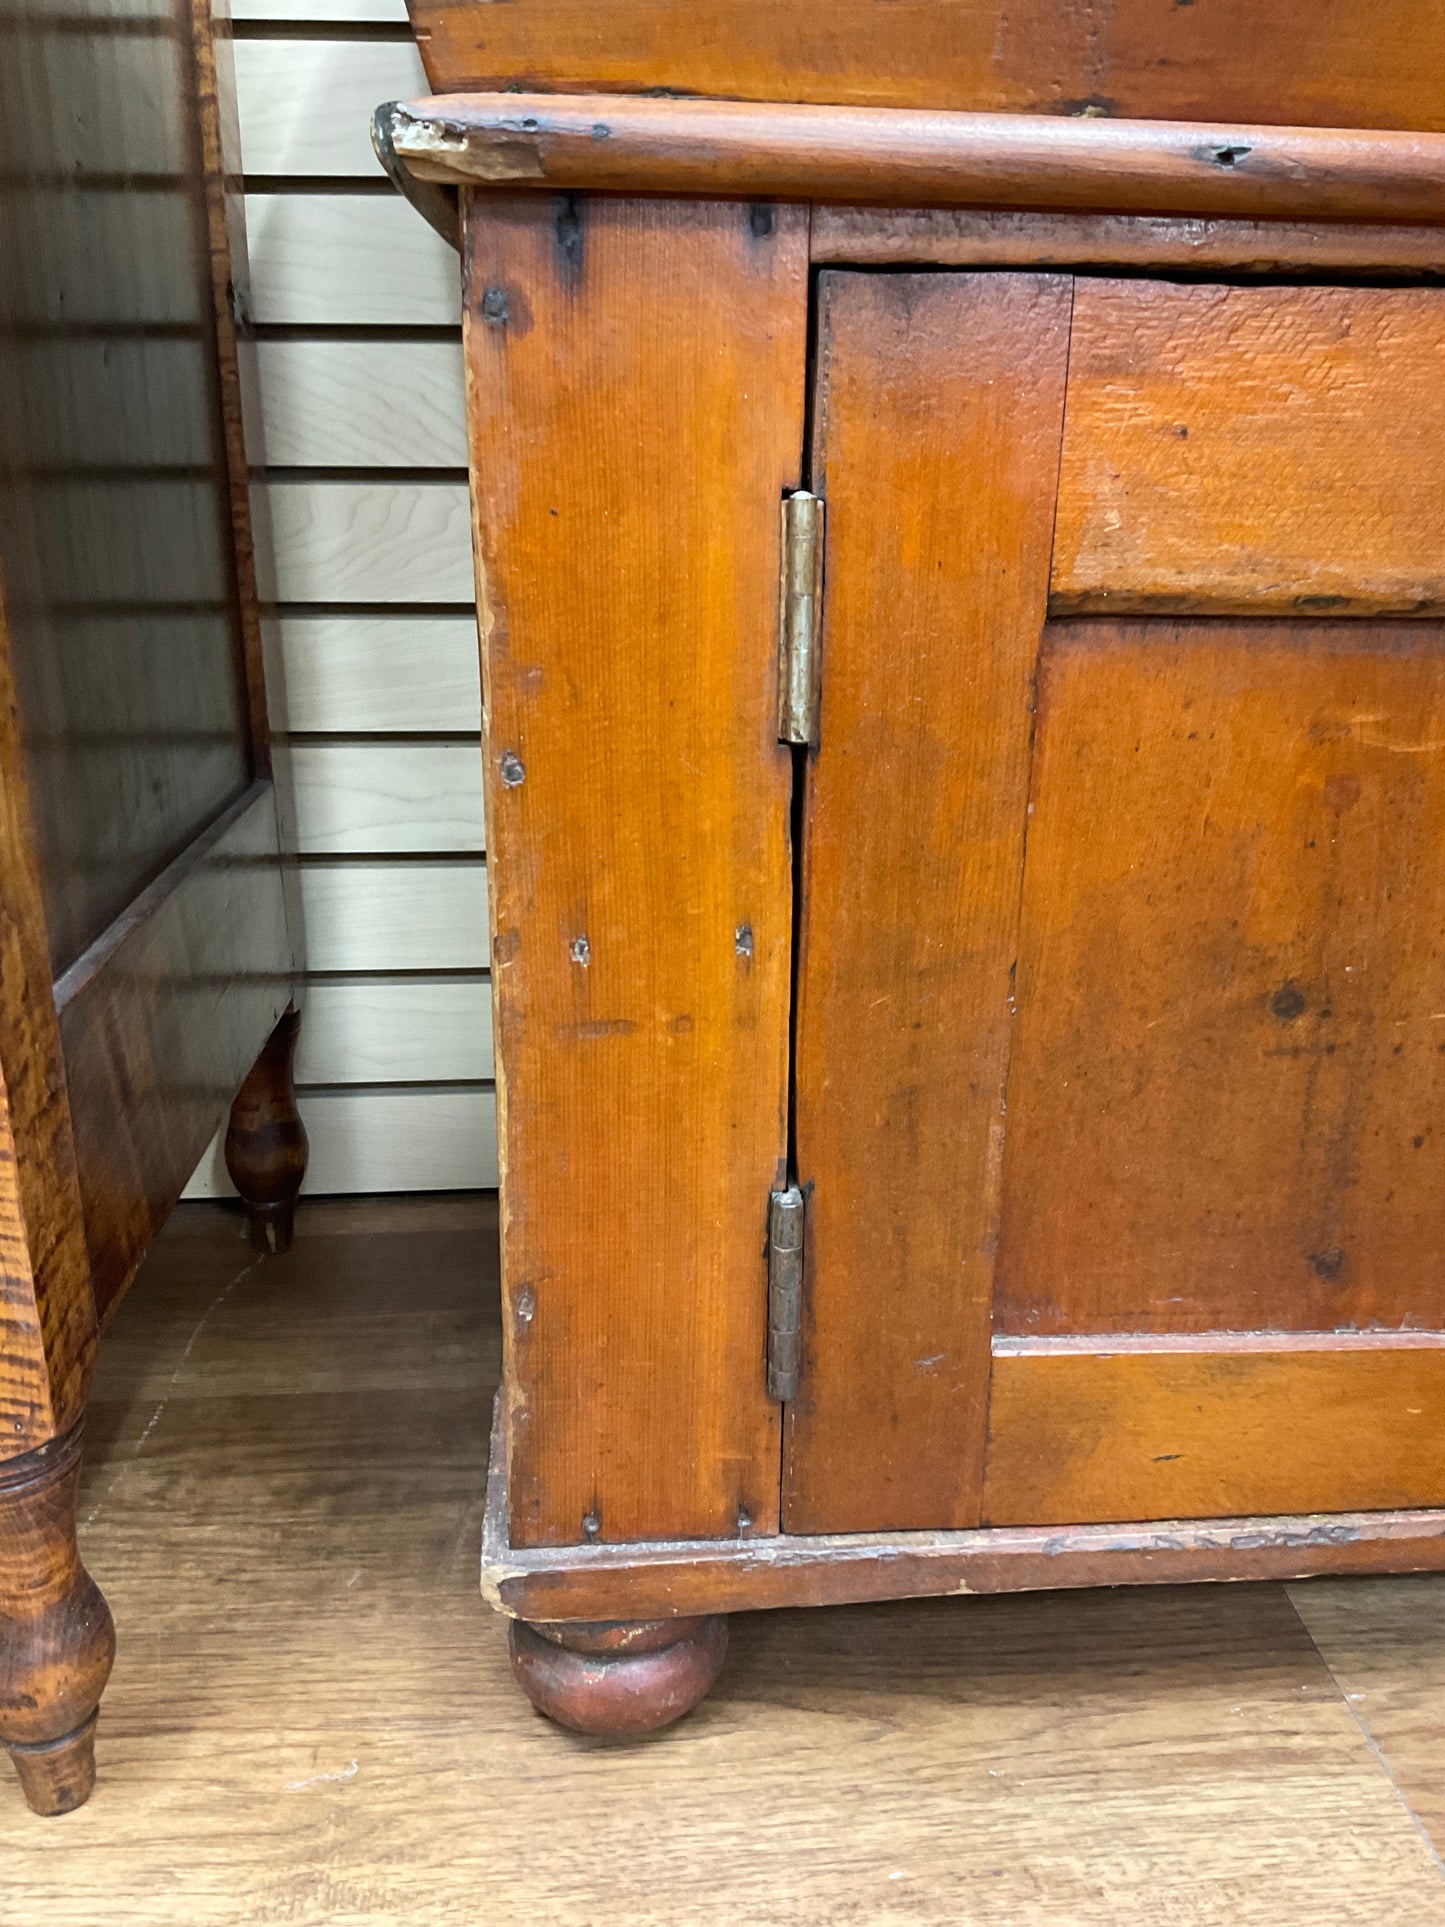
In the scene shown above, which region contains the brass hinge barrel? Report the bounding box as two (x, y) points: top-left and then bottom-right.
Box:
(777, 491), (823, 746)
(767, 1184), (806, 1403)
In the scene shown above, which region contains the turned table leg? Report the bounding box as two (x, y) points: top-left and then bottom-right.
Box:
(509, 1616), (729, 1736)
(225, 1006), (308, 1254)
(0, 1425), (115, 1815)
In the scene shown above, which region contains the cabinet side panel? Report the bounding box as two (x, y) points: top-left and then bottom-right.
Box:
(785, 270), (1071, 1534)
(464, 195), (806, 1547)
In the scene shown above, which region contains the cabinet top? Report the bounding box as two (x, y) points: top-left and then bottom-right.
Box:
(404, 0), (1445, 135)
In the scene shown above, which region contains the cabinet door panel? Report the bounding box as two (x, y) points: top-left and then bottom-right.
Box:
(1053, 281), (1445, 617)
(984, 1340), (1445, 1524)
(997, 619), (1445, 1339)
(797, 270), (1445, 1536)
(785, 269), (1071, 1534)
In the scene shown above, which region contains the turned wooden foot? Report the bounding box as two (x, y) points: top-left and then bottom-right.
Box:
(225, 1005), (308, 1254)
(509, 1616), (729, 1736)
(0, 1427), (115, 1815)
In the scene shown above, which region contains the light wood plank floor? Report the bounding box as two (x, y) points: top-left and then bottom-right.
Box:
(5, 1197), (1445, 1924)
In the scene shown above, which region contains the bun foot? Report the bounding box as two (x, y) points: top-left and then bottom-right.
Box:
(6, 1713), (98, 1816)
(509, 1615), (729, 1736)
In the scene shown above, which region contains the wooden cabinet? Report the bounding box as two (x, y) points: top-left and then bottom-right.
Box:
(389, 0), (1445, 1737)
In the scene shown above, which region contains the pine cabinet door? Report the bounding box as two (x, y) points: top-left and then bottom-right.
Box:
(787, 272), (1445, 1533)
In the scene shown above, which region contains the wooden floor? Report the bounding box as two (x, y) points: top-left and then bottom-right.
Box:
(5, 1198), (1445, 1923)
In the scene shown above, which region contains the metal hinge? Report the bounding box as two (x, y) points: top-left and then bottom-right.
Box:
(777, 490), (823, 747)
(766, 1184), (806, 1402)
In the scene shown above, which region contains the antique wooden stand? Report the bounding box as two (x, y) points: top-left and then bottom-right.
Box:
(0, 0), (306, 1810)
(388, 0), (1445, 1735)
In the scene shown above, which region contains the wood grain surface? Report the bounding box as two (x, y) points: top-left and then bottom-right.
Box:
(1053, 282), (1445, 615)
(786, 270), (1069, 1534)
(811, 206), (1445, 274)
(244, 194), (461, 326)
(235, 36), (425, 176)
(293, 976), (492, 1084)
(56, 786), (294, 1324)
(465, 195), (807, 1547)
(0, 583), (94, 1451)
(407, 0), (1445, 134)
(295, 860), (488, 971)
(983, 1344), (1445, 1525)
(484, 1378), (1445, 1621)
(997, 620), (1445, 1340)
(1288, 1573), (1445, 1860)
(260, 482), (475, 604)
(396, 95), (1445, 225)
(251, 339), (467, 469)
(8, 1197), (1445, 1920)
(289, 743), (485, 855)
(272, 615), (480, 734)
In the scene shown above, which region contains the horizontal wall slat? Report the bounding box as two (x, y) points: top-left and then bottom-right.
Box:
(290, 741), (485, 853)
(183, 1086), (498, 1196)
(236, 39), (428, 177)
(252, 338), (468, 467)
(299, 860), (488, 970)
(245, 195), (461, 325)
(234, 0), (409, 19)
(271, 614), (481, 734)
(235, 30), (489, 1199)
(295, 975), (494, 1083)
(260, 480), (475, 603)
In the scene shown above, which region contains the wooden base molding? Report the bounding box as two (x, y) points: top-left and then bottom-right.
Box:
(225, 1005), (309, 1255)
(481, 1398), (1445, 1624)
(0, 1428), (115, 1816)
(509, 1617), (730, 1736)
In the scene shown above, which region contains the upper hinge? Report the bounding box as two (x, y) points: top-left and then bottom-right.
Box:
(777, 490), (823, 747)
(766, 1184), (806, 1403)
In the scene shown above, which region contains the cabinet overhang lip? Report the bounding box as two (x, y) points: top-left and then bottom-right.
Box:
(384, 92), (1445, 227)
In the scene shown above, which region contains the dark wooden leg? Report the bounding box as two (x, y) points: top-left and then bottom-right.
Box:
(0, 1426), (115, 1815)
(508, 1616), (729, 1736)
(225, 1005), (308, 1254)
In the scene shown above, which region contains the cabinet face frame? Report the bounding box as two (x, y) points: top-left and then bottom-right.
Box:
(438, 109), (1445, 1611)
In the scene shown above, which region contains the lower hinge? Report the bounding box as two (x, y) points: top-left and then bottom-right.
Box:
(766, 1184), (806, 1403)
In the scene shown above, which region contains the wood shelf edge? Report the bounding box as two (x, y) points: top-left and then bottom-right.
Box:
(388, 95), (1445, 227)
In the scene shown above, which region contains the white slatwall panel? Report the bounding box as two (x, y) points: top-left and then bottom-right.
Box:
(245, 195), (460, 324)
(290, 743), (485, 853)
(261, 480), (475, 603)
(252, 339), (467, 466)
(273, 615), (481, 732)
(236, 40), (427, 175)
(185, 22), (493, 1196)
(234, 0), (407, 17)
(296, 977), (494, 1083)
(299, 863), (488, 971)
